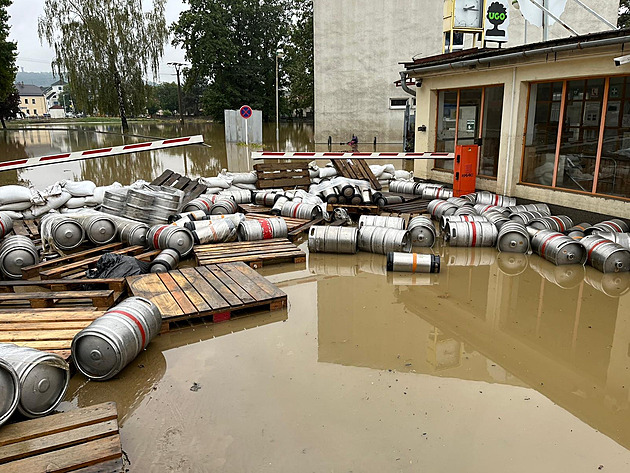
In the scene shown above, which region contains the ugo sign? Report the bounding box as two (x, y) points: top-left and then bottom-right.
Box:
(485, 0), (509, 43)
(239, 105), (253, 120)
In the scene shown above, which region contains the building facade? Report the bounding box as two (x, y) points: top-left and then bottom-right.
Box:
(16, 83), (47, 117)
(314, 0), (619, 145)
(42, 79), (67, 111)
(405, 29), (630, 218)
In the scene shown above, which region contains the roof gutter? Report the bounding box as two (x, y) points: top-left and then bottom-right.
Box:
(403, 35), (630, 77)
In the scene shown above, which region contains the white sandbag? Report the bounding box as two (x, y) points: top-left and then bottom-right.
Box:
(86, 183), (123, 205)
(233, 182), (257, 190)
(225, 171), (257, 184)
(65, 197), (87, 209)
(380, 172), (394, 181)
(0, 201), (33, 211)
(62, 180), (96, 197)
(30, 191), (72, 217)
(319, 167), (337, 179)
(0, 185), (31, 205)
(369, 165), (386, 178)
(60, 208), (85, 214)
(1, 211), (23, 219)
(311, 177), (322, 184)
(309, 169), (319, 178)
(200, 176), (231, 189)
(204, 187), (223, 195)
(378, 180), (390, 187)
(394, 170), (413, 180)
(21, 209), (34, 220)
(129, 180), (150, 189)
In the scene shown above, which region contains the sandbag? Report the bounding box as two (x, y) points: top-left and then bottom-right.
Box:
(86, 183), (123, 204)
(65, 197), (87, 209)
(200, 176), (231, 189)
(233, 182), (257, 190)
(30, 191), (72, 217)
(0, 185), (31, 205)
(0, 201), (32, 211)
(62, 180), (96, 197)
(309, 169), (319, 178)
(394, 170), (413, 180)
(380, 172), (394, 181)
(1, 211), (23, 219)
(225, 171), (257, 184)
(204, 187), (223, 195)
(319, 167), (337, 179)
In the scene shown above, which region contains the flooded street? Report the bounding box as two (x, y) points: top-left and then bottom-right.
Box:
(2, 123), (630, 471)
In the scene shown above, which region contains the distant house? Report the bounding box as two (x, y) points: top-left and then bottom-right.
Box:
(42, 79), (67, 111)
(15, 83), (47, 117)
(48, 105), (65, 119)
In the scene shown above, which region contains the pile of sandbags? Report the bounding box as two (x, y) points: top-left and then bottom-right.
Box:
(200, 169), (258, 194)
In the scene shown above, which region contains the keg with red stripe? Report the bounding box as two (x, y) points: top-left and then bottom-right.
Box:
(475, 191), (516, 207)
(280, 201), (322, 220)
(427, 199), (458, 220)
(209, 198), (239, 215)
(237, 218), (288, 241)
(580, 235), (630, 273)
(71, 297), (162, 380)
(531, 229), (586, 266)
(440, 214), (488, 231)
(444, 221), (498, 247)
(595, 232), (630, 250)
(528, 215), (573, 232)
(219, 189), (252, 204)
(0, 212), (14, 239)
(192, 219), (237, 244)
(358, 226), (411, 254)
(253, 191), (283, 207)
(422, 186), (453, 201)
(147, 224), (194, 256)
(588, 219), (629, 235)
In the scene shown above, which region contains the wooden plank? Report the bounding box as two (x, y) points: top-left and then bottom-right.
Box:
(199, 265), (254, 305)
(0, 435), (121, 473)
(162, 172), (181, 186)
(8, 340), (72, 350)
(71, 458), (123, 473)
(0, 402), (117, 446)
(254, 162), (309, 171)
(0, 321), (92, 331)
(0, 329), (88, 342)
(197, 250), (305, 265)
(169, 270), (212, 313)
(0, 310), (100, 323)
(179, 267), (231, 310)
(228, 262), (286, 299)
(354, 158), (382, 190)
(287, 217), (325, 238)
(256, 170), (310, 180)
(151, 170), (173, 186)
(194, 238), (297, 251)
(0, 290), (114, 307)
(217, 263), (274, 302)
(0, 420), (118, 463)
(126, 273), (183, 317)
(257, 177), (311, 187)
(156, 272), (197, 315)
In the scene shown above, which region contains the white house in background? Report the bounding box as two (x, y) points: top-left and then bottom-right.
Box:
(42, 79), (67, 111)
(48, 105), (65, 119)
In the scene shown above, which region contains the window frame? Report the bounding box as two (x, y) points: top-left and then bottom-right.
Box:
(390, 97), (415, 110)
(433, 84), (504, 179)
(519, 75), (630, 202)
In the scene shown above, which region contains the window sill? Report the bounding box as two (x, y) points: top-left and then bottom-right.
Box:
(516, 181), (630, 202)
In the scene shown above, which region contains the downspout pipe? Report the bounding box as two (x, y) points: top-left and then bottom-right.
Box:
(402, 35), (630, 77)
(400, 71), (416, 97)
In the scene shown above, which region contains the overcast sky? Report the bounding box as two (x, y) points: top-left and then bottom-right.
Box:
(7, 0), (187, 82)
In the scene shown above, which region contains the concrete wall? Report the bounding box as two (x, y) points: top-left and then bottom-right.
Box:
(411, 42), (630, 218)
(313, 0), (619, 145)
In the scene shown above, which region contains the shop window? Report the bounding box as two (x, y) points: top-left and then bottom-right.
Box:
(521, 77), (630, 200)
(435, 85), (504, 177)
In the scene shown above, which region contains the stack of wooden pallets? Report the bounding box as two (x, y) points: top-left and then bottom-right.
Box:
(253, 162), (311, 189)
(331, 158), (381, 190)
(151, 169), (207, 203)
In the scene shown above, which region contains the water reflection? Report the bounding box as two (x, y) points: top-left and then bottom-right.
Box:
(311, 249), (630, 449)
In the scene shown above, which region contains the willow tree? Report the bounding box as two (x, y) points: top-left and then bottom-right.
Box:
(38, 0), (168, 131)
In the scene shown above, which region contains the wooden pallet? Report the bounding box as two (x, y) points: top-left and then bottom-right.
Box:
(23, 243), (159, 280)
(254, 162), (311, 189)
(381, 197), (430, 216)
(0, 307), (103, 361)
(151, 169), (207, 204)
(0, 289), (114, 309)
(0, 278), (127, 294)
(127, 262), (287, 331)
(195, 238), (306, 269)
(239, 203), (272, 214)
(331, 158), (381, 190)
(0, 402), (123, 472)
(11, 219), (40, 241)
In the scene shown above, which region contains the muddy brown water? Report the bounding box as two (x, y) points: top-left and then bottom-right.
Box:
(2, 123), (630, 471)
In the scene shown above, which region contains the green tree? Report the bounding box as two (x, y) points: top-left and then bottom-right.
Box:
(155, 82), (179, 114)
(284, 0), (313, 116)
(172, 0), (289, 121)
(620, 0), (630, 28)
(38, 0), (169, 131)
(0, 0), (19, 128)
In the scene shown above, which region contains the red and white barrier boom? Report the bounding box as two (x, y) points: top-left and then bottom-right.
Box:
(251, 151), (455, 160)
(0, 135), (204, 172)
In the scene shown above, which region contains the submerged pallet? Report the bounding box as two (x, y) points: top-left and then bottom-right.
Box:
(254, 162), (311, 189)
(0, 307), (103, 361)
(331, 158), (381, 190)
(194, 238), (306, 268)
(151, 169), (207, 204)
(0, 402), (123, 472)
(127, 262), (287, 331)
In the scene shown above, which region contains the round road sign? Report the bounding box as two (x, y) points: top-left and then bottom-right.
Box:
(239, 105), (253, 119)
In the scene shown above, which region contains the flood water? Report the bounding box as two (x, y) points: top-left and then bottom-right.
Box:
(2, 123), (630, 471)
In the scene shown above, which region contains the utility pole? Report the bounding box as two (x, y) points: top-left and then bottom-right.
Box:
(275, 50), (284, 146)
(168, 62), (185, 126)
